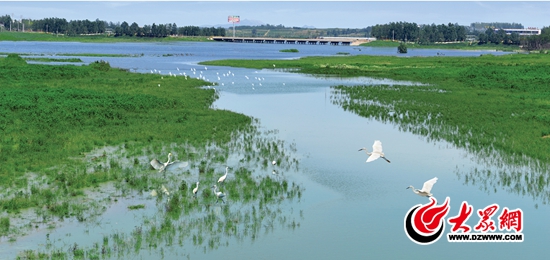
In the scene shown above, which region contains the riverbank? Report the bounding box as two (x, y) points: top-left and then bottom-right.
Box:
(361, 40), (523, 52)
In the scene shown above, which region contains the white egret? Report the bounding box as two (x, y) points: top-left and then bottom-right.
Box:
(211, 185), (226, 203)
(150, 152), (174, 172)
(152, 152), (173, 171)
(358, 140), (391, 163)
(161, 185), (169, 196)
(407, 177), (438, 197)
(218, 167), (229, 185)
(272, 160), (277, 166)
(193, 182), (200, 197)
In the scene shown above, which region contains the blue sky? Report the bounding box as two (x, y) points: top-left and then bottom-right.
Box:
(2, 1), (549, 29)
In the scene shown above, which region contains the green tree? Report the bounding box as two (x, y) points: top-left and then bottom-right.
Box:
(129, 22), (139, 36)
(397, 42), (407, 53)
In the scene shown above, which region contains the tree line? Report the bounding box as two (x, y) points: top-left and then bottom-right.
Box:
(371, 22), (468, 43)
(0, 15), (12, 29)
(113, 22), (225, 37)
(521, 27), (550, 50)
(370, 21), (550, 48)
(1, 16), (225, 37)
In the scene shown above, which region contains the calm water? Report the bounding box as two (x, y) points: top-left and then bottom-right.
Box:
(1, 41), (545, 259)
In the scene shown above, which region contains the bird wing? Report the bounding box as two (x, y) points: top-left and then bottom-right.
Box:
(372, 140), (383, 153)
(150, 159), (163, 170)
(164, 161), (189, 172)
(421, 177), (438, 193)
(366, 153), (381, 162)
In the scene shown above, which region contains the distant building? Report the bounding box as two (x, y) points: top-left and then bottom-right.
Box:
(497, 28), (541, 36)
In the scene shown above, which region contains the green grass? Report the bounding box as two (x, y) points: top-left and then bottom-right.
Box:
(127, 204), (146, 210)
(0, 31), (211, 43)
(279, 49), (299, 53)
(361, 40), (521, 51)
(24, 57), (83, 62)
(0, 54), (251, 212)
(201, 53), (550, 166)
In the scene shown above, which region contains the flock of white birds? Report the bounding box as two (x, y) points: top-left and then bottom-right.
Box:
(151, 65), (285, 92)
(148, 66), (437, 201)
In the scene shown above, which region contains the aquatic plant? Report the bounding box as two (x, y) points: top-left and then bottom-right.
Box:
(280, 48), (299, 53)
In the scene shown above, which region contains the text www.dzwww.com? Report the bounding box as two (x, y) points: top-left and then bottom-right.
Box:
(447, 233), (524, 242)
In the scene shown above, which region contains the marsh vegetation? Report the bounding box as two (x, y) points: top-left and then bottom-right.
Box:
(0, 54), (304, 259)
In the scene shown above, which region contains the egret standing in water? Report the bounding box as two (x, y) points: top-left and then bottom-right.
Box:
(217, 167), (229, 185)
(359, 140), (391, 163)
(211, 185), (226, 203)
(192, 182), (200, 198)
(407, 177), (438, 198)
(150, 153), (174, 172)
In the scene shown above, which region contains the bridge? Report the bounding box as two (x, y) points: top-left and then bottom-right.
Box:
(212, 37), (371, 46)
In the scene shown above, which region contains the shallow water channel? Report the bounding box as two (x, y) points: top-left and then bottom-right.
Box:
(0, 41), (546, 259)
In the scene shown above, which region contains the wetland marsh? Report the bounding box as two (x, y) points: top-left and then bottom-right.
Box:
(1, 41), (549, 259)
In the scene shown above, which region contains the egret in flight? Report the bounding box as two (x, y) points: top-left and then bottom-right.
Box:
(192, 182), (199, 198)
(407, 177), (438, 197)
(211, 185), (226, 203)
(359, 140), (391, 163)
(150, 153), (189, 173)
(218, 167), (229, 185)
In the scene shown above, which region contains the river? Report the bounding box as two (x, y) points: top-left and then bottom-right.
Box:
(0, 41), (544, 259)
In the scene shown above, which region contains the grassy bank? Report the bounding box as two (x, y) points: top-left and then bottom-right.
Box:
(0, 54), (251, 212)
(0, 31), (211, 43)
(360, 40), (522, 51)
(201, 53), (550, 166)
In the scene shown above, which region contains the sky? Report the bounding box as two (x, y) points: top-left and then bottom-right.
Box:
(1, 1), (549, 29)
